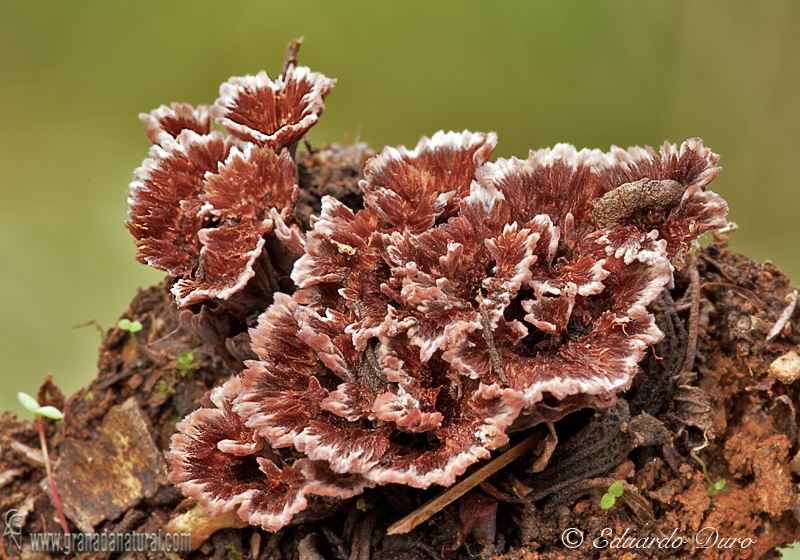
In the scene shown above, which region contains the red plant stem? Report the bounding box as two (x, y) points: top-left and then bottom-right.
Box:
(35, 416), (69, 534)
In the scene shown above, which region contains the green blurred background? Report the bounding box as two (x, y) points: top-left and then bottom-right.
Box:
(1, 1), (799, 554)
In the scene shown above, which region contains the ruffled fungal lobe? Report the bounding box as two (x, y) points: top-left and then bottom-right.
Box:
(140, 102), (211, 145)
(235, 291), (526, 488)
(360, 130), (497, 233)
(162, 125), (728, 531)
(127, 130), (233, 279)
(168, 377), (371, 531)
(212, 66), (336, 149)
(128, 131), (302, 307)
(172, 145), (300, 306)
(129, 64), (338, 308)
(595, 138), (728, 259)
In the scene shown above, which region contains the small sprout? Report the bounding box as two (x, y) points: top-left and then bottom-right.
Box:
(117, 318), (143, 333)
(118, 319), (143, 348)
(18, 391), (40, 414)
(118, 318), (143, 348)
(355, 498), (367, 512)
(156, 381), (175, 396)
(225, 543), (244, 560)
(608, 482), (624, 498)
(84, 391), (95, 401)
(175, 350), (199, 378)
(36, 406), (64, 420)
(707, 478), (727, 497)
(600, 482), (624, 509)
(691, 430), (727, 497)
(16, 392), (69, 533)
(18, 392), (63, 419)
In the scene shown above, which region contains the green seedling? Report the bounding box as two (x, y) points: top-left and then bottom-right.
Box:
(18, 391), (62, 420)
(690, 430), (727, 497)
(117, 318), (143, 333)
(156, 381), (175, 397)
(225, 543), (244, 560)
(175, 350), (199, 378)
(600, 482), (624, 509)
(17, 392), (69, 533)
(707, 479), (727, 497)
(117, 318), (143, 345)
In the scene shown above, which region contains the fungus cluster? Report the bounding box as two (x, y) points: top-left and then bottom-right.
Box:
(127, 65), (334, 307)
(127, 59), (729, 531)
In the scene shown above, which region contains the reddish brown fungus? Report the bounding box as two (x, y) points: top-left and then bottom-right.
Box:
(212, 65), (336, 149)
(168, 377), (372, 530)
(140, 102), (211, 146)
(127, 64), (335, 307)
(232, 135), (726, 505)
(131, 61), (729, 532)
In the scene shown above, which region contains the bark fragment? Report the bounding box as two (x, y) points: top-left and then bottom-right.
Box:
(52, 398), (163, 532)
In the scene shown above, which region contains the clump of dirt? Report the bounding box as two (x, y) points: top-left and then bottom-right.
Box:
(1, 147), (799, 560)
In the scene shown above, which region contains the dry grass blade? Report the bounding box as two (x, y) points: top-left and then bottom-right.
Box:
(766, 289), (798, 343)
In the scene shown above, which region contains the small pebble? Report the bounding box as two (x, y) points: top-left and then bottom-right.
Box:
(768, 350), (800, 384)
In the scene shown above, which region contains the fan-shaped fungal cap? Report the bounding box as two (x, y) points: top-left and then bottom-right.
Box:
(127, 130), (233, 280)
(128, 62), (337, 307)
(168, 377), (372, 531)
(140, 102), (211, 145)
(127, 132), (301, 306)
(360, 130), (497, 233)
(212, 65), (336, 149)
(172, 144), (300, 306)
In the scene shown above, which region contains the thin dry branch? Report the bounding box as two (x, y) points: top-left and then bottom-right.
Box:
(681, 262), (700, 375)
(386, 431), (543, 535)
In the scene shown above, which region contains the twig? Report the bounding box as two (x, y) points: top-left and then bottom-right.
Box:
(386, 431), (542, 535)
(281, 37), (304, 76)
(303, 134), (315, 154)
(478, 481), (528, 504)
(477, 291), (506, 382)
(699, 282), (766, 309)
(766, 290), (798, 343)
(95, 369), (137, 391)
(698, 253), (737, 284)
(681, 263), (700, 375)
(73, 319), (105, 340)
